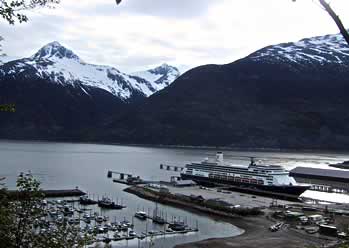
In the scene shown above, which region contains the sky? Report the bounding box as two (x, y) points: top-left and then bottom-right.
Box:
(1, 0), (349, 73)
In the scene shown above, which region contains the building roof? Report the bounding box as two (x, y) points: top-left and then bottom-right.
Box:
(290, 167), (349, 182)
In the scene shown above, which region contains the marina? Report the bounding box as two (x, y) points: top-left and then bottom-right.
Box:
(28, 197), (200, 247)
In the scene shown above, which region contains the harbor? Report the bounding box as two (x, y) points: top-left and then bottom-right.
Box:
(121, 182), (349, 248)
(25, 196), (201, 247)
(3, 141), (349, 247)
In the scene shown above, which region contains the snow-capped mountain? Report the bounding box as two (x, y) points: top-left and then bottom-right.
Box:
(102, 31), (349, 149)
(131, 63), (180, 92)
(0, 41), (179, 100)
(0, 54), (13, 66)
(248, 32), (349, 67)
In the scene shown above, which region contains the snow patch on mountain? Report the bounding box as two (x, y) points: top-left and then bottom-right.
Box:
(132, 63), (180, 92)
(248, 32), (349, 66)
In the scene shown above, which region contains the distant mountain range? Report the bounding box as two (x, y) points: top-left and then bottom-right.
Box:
(0, 41), (180, 100)
(100, 31), (349, 150)
(1, 32), (349, 150)
(0, 42), (179, 140)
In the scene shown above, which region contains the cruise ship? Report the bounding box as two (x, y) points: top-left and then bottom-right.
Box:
(180, 152), (310, 196)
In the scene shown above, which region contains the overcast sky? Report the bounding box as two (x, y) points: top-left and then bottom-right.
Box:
(1, 0), (349, 73)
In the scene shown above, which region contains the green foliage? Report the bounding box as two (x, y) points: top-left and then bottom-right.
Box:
(0, 0), (60, 24)
(33, 222), (94, 248)
(337, 244), (349, 248)
(0, 173), (43, 247)
(0, 173), (93, 248)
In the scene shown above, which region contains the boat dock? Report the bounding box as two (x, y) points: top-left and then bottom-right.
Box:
(108, 170), (171, 186)
(140, 228), (198, 237)
(290, 167), (349, 192)
(8, 188), (86, 198)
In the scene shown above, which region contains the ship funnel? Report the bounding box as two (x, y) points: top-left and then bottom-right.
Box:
(216, 152), (224, 163)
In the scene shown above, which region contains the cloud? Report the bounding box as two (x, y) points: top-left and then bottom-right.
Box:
(0, 0), (349, 73)
(64, 0), (221, 19)
(118, 0), (220, 19)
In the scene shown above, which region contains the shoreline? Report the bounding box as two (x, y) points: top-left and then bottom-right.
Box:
(175, 215), (332, 248)
(1, 138), (349, 155)
(124, 186), (334, 248)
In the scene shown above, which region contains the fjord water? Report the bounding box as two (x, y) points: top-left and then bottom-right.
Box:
(1, 140), (349, 247)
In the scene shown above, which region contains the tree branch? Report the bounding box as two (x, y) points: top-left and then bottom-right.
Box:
(318, 0), (349, 46)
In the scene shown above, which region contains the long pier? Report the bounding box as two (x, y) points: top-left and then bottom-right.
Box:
(98, 228), (199, 244)
(8, 188), (86, 198)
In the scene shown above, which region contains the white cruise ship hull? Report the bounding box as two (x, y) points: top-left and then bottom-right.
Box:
(181, 173), (310, 197)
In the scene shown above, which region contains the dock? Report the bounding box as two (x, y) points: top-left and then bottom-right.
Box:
(290, 167), (349, 192)
(8, 188), (86, 198)
(97, 228), (199, 244)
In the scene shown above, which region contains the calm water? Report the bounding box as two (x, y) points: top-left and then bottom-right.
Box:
(1, 140), (349, 247)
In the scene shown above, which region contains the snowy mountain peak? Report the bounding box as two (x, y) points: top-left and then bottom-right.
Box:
(248, 32), (349, 67)
(0, 42), (179, 101)
(150, 63), (179, 75)
(132, 63), (180, 92)
(31, 41), (80, 61)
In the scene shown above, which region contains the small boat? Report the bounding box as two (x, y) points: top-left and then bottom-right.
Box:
(95, 216), (104, 223)
(129, 230), (137, 237)
(125, 235), (135, 240)
(62, 206), (74, 216)
(168, 221), (187, 231)
(98, 197), (125, 210)
(134, 211), (147, 220)
(96, 227), (105, 234)
(79, 195), (97, 205)
(103, 237), (112, 243)
(83, 218), (91, 224)
(120, 223), (128, 231)
(137, 234), (146, 240)
(68, 218), (80, 225)
(48, 209), (58, 217)
(121, 219), (133, 227)
(76, 209), (84, 214)
(83, 213), (91, 219)
(152, 215), (166, 225)
(152, 202), (166, 224)
(148, 230), (159, 235)
(114, 233), (123, 241)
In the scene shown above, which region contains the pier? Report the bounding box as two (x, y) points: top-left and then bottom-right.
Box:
(107, 171), (133, 180)
(8, 188), (86, 198)
(108, 170), (169, 186)
(290, 167), (349, 193)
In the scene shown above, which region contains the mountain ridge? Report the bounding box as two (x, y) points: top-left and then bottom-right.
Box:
(0, 41), (180, 100)
(99, 31), (349, 150)
(1, 32), (349, 150)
